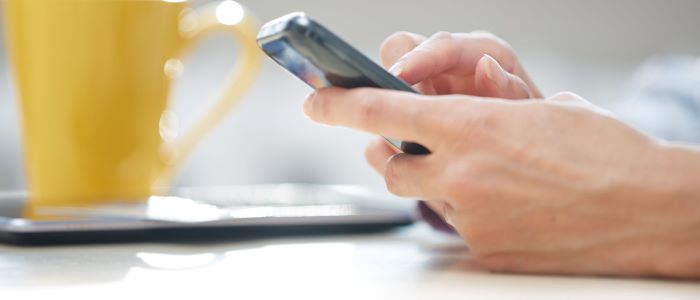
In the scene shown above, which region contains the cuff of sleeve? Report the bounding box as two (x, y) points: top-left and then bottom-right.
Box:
(416, 201), (457, 234)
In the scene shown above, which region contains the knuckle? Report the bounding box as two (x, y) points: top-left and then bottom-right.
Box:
(384, 155), (405, 196)
(469, 30), (495, 37)
(384, 176), (401, 196)
(430, 31), (453, 39)
(468, 30), (517, 68)
(309, 92), (328, 122)
(440, 168), (478, 204)
(364, 140), (386, 173)
(382, 31), (418, 47)
(380, 31), (423, 65)
(354, 89), (384, 126)
(364, 139), (381, 158)
(549, 91), (581, 101)
(438, 162), (492, 212)
(429, 31), (458, 55)
(547, 91), (603, 113)
(470, 30), (503, 44)
(471, 30), (512, 49)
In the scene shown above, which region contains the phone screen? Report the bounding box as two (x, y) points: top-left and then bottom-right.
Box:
(261, 38), (331, 89)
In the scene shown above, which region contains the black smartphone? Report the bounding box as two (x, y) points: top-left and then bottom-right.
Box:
(256, 12), (430, 155)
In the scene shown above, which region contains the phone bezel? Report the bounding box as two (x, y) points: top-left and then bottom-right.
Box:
(257, 12), (430, 154)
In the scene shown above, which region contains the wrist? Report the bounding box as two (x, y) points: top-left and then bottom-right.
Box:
(639, 142), (700, 278)
(653, 141), (700, 210)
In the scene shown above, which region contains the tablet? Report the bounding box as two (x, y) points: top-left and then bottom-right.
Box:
(0, 184), (414, 245)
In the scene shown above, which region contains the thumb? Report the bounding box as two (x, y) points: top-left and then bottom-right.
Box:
(474, 54), (532, 100)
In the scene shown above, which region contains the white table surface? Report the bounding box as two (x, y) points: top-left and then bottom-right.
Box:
(1, 224), (698, 299)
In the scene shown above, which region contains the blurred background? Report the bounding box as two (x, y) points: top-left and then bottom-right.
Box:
(1, 0), (699, 192)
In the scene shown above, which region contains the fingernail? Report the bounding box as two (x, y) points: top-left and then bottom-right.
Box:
(388, 60), (406, 77)
(482, 54), (508, 89)
(303, 92), (316, 118)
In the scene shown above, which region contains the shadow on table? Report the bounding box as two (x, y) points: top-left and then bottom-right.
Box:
(0, 226), (429, 287)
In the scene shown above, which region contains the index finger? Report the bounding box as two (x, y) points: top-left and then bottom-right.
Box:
(379, 31), (426, 69)
(304, 87), (445, 147)
(395, 31), (518, 85)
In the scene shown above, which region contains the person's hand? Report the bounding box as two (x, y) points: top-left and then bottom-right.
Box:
(303, 88), (700, 278)
(377, 31), (541, 221)
(379, 31), (542, 99)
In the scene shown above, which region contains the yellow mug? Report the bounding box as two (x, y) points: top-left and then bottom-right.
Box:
(4, 0), (261, 206)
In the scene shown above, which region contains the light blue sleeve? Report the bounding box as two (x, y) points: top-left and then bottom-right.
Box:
(607, 56), (700, 143)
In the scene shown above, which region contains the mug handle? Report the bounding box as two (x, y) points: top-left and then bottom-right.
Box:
(160, 1), (262, 174)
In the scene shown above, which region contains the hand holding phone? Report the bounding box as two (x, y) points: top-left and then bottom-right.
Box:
(256, 12), (430, 155)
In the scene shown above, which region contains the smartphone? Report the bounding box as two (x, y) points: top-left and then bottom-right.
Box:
(256, 12), (430, 155)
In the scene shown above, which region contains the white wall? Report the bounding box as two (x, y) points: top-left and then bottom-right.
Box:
(1, 0), (699, 191)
